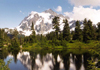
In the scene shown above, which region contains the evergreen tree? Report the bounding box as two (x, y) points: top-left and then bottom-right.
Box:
(31, 22), (36, 35)
(30, 22), (36, 43)
(0, 37), (3, 48)
(0, 29), (10, 48)
(19, 37), (24, 45)
(87, 20), (95, 40)
(39, 34), (48, 47)
(83, 19), (95, 42)
(12, 29), (20, 46)
(97, 22), (100, 40)
(63, 19), (71, 41)
(52, 16), (60, 39)
(71, 31), (75, 40)
(9, 38), (20, 53)
(59, 31), (63, 40)
(73, 20), (83, 41)
(13, 29), (18, 38)
(46, 31), (56, 40)
(92, 25), (97, 40)
(83, 18), (89, 42)
(11, 38), (20, 49)
(0, 29), (3, 48)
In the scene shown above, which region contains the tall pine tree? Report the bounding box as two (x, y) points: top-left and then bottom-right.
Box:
(30, 22), (36, 43)
(87, 20), (95, 40)
(97, 22), (100, 40)
(83, 18), (89, 42)
(63, 19), (71, 41)
(73, 20), (83, 41)
(83, 19), (95, 42)
(52, 16), (60, 39)
(31, 22), (35, 35)
(13, 29), (18, 38)
(0, 29), (3, 48)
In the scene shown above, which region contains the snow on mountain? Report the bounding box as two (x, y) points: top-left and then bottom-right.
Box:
(16, 9), (82, 36)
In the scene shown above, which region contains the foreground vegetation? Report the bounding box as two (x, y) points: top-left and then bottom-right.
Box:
(0, 59), (12, 70)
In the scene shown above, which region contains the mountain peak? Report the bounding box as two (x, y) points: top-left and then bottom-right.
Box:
(30, 11), (38, 15)
(44, 9), (57, 16)
(16, 9), (77, 36)
(44, 9), (54, 12)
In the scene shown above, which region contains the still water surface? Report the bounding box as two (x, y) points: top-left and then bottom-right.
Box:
(0, 49), (99, 70)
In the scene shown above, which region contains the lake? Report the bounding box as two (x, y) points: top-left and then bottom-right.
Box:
(0, 49), (100, 70)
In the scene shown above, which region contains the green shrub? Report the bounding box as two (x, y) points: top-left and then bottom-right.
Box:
(61, 40), (67, 47)
(0, 59), (12, 70)
(96, 44), (100, 48)
(69, 40), (74, 43)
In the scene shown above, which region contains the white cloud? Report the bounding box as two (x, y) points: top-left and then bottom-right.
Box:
(64, 6), (100, 24)
(38, 6), (40, 8)
(69, 0), (100, 6)
(55, 6), (62, 12)
(20, 10), (22, 13)
(20, 10), (25, 15)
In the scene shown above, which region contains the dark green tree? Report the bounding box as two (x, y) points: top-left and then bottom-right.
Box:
(13, 29), (18, 38)
(0, 29), (3, 48)
(30, 22), (36, 43)
(31, 22), (36, 36)
(97, 22), (100, 40)
(83, 19), (95, 42)
(9, 38), (20, 63)
(92, 25), (97, 40)
(83, 18), (90, 42)
(87, 20), (95, 40)
(19, 37), (24, 45)
(71, 31), (75, 40)
(73, 20), (83, 41)
(11, 38), (20, 49)
(0, 29), (11, 48)
(63, 19), (71, 41)
(59, 31), (63, 40)
(46, 31), (56, 40)
(52, 16), (60, 39)
(0, 38), (3, 48)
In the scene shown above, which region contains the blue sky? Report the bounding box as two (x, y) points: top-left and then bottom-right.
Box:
(0, 0), (100, 28)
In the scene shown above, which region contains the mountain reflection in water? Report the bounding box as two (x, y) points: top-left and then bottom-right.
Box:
(3, 51), (89, 70)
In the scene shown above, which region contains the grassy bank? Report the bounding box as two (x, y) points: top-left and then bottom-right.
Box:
(67, 40), (100, 49)
(22, 40), (100, 50)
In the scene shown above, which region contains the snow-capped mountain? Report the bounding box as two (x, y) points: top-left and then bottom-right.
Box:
(16, 9), (82, 36)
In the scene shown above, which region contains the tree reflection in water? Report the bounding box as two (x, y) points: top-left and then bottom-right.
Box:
(1, 49), (100, 70)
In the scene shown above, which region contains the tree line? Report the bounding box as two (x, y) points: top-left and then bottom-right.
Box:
(1, 17), (100, 48)
(0, 29), (10, 48)
(47, 17), (100, 43)
(22, 17), (100, 47)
